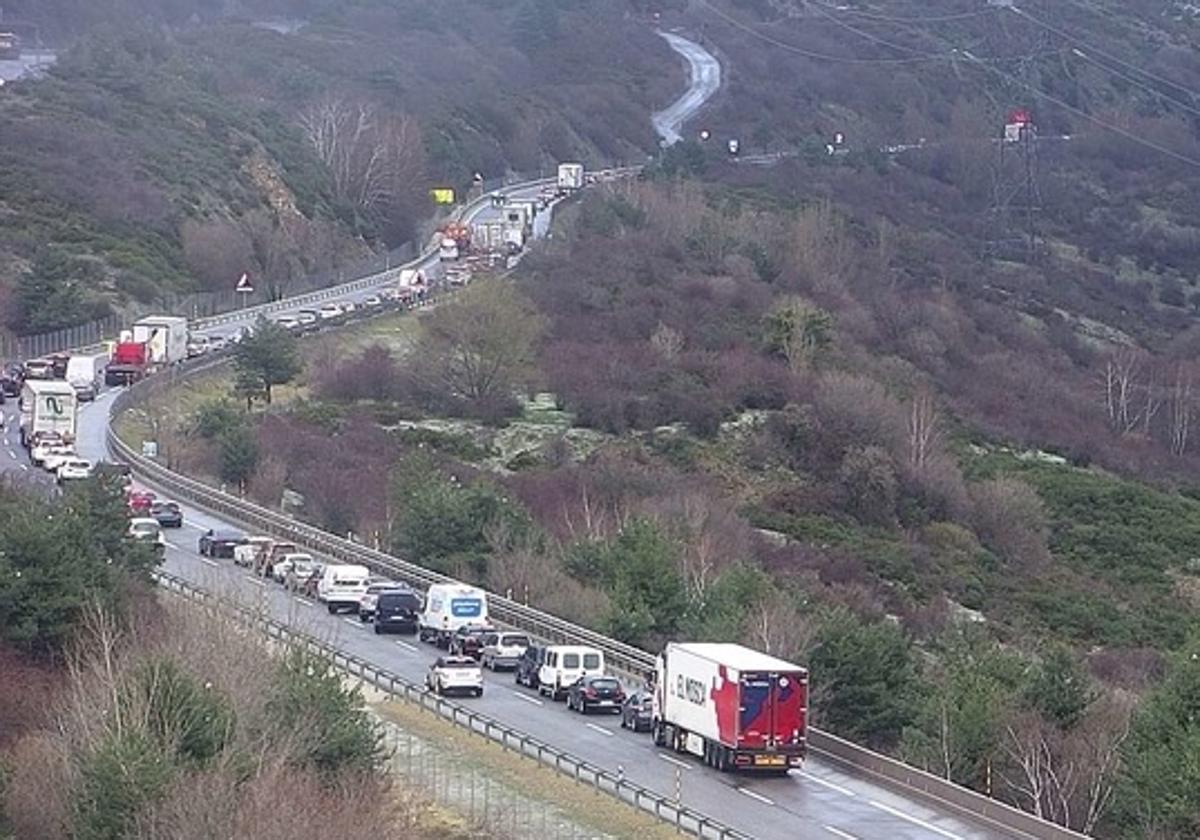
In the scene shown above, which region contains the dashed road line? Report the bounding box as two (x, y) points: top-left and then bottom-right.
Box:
(19, 464), (28, 471)
(244, 575), (265, 587)
(342, 617), (364, 629)
(824, 827), (858, 840)
(8, 450), (15, 459)
(799, 770), (856, 797)
(394, 640), (419, 652)
(584, 722), (614, 737)
(657, 753), (691, 771)
(868, 800), (963, 840)
(512, 691), (544, 707)
(294, 597), (314, 607)
(737, 787), (775, 806)
(198, 557), (218, 567)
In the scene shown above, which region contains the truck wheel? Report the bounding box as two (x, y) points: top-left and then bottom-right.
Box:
(326, 603), (337, 614)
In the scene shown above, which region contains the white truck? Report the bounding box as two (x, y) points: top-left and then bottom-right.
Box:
(472, 221), (506, 253)
(19, 379), (77, 446)
(653, 642), (808, 773)
(557, 162), (584, 194)
(131, 316), (189, 367)
(65, 352), (108, 401)
(418, 582), (488, 647)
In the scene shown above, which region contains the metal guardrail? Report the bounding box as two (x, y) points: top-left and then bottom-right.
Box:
(153, 570), (752, 840)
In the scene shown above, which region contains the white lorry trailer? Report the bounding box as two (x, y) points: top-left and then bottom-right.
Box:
(557, 162), (584, 193)
(131, 316), (189, 367)
(65, 352), (108, 401)
(19, 379), (77, 446)
(653, 642), (808, 773)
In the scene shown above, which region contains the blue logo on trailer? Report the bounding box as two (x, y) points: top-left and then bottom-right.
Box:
(450, 598), (482, 618)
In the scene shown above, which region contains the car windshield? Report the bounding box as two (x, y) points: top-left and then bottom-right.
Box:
(590, 679), (620, 691)
(379, 593), (420, 608)
(583, 653), (601, 669)
(501, 635), (529, 647)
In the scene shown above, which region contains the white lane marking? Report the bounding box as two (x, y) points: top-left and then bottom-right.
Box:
(394, 640), (419, 652)
(585, 722), (614, 737)
(342, 617), (364, 629)
(513, 690), (544, 707)
(19, 464), (28, 471)
(198, 557), (218, 568)
(7, 450), (15, 459)
(245, 575), (265, 587)
(738, 787), (775, 806)
(294, 597), (314, 607)
(657, 753), (691, 771)
(824, 827), (858, 840)
(799, 770), (856, 797)
(868, 801), (963, 840)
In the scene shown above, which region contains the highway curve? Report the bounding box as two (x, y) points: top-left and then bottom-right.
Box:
(652, 31), (722, 146)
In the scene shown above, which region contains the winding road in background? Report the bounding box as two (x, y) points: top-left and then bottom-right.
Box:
(653, 31), (722, 145)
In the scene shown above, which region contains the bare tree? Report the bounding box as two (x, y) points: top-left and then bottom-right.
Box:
(1101, 348), (1156, 435)
(298, 96), (424, 226)
(907, 388), (942, 472)
(1168, 361), (1194, 456)
(650, 321), (684, 361)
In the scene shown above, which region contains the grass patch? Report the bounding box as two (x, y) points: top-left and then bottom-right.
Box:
(372, 699), (682, 840)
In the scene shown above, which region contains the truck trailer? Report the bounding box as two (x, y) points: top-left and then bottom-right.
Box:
(131, 316), (189, 367)
(653, 642), (807, 773)
(557, 162), (584, 194)
(19, 380), (77, 446)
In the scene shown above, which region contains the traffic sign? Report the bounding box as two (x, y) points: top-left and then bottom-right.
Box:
(236, 272), (253, 293)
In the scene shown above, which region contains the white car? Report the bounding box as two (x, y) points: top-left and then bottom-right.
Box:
(362, 294), (383, 308)
(317, 303), (342, 320)
(358, 581), (404, 621)
(295, 310), (318, 328)
(128, 517), (166, 547)
(271, 552), (318, 584)
(30, 438), (66, 465)
(208, 335), (228, 352)
(186, 335), (210, 357)
(233, 535), (273, 568)
(480, 632), (531, 671)
(41, 445), (76, 472)
(341, 301), (357, 314)
(274, 315), (301, 331)
(56, 458), (93, 483)
(425, 656), (484, 697)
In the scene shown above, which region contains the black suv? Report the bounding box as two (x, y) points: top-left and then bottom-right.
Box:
(374, 590), (422, 635)
(514, 644), (546, 690)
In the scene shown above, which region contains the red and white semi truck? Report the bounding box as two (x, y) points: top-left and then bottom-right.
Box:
(653, 642), (808, 772)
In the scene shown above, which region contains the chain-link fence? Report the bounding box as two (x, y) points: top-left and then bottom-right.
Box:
(385, 724), (618, 840)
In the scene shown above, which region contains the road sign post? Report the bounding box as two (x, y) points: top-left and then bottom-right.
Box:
(235, 272), (253, 309)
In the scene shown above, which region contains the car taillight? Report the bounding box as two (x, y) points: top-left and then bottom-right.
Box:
(585, 688), (597, 698)
(614, 691), (625, 701)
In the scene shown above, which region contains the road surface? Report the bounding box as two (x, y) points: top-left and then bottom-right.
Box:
(652, 31), (721, 146)
(0, 49), (56, 83)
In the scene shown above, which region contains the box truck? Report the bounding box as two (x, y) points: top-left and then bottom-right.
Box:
(557, 162), (584, 193)
(418, 583), (488, 647)
(65, 352), (108, 401)
(132, 316), (189, 367)
(19, 380), (77, 446)
(653, 642), (808, 773)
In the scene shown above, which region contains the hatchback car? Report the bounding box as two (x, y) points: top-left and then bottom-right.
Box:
(620, 690), (654, 732)
(198, 528), (247, 558)
(149, 500), (183, 528)
(127, 489), (156, 515)
(56, 458), (93, 483)
(426, 656), (484, 697)
(448, 624), (497, 660)
(566, 675), (626, 715)
(480, 632), (530, 671)
(272, 553), (318, 584)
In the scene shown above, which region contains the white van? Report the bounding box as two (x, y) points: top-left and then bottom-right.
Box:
(418, 583), (488, 647)
(537, 646), (605, 701)
(317, 564), (370, 614)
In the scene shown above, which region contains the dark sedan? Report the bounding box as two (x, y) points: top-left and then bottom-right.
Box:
(566, 675), (625, 715)
(620, 690), (654, 732)
(448, 624), (497, 660)
(150, 501), (183, 529)
(198, 528), (247, 558)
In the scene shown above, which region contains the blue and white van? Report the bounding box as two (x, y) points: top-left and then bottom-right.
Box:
(418, 582), (489, 647)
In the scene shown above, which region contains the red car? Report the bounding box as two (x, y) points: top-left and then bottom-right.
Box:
(127, 489), (156, 515)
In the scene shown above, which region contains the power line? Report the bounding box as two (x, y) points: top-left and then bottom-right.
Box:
(961, 49), (1200, 169)
(805, 1), (927, 55)
(809, 0), (993, 24)
(1008, 4), (1200, 114)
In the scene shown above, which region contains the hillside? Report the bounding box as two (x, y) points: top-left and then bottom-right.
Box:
(0, 0), (677, 336)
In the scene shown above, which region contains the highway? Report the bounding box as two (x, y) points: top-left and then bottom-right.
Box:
(37, 30), (1035, 840)
(653, 31), (721, 145)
